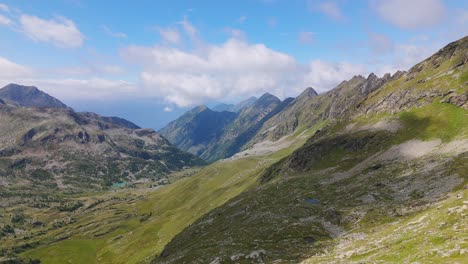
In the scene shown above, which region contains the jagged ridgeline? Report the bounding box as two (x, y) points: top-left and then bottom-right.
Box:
(0, 84), (204, 191)
(154, 36), (467, 263)
(0, 36), (466, 264)
(159, 93), (295, 162)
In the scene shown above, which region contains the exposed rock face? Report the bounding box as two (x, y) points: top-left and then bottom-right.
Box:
(441, 91), (468, 110)
(251, 73), (397, 144)
(0, 84), (68, 108)
(359, 36), (468, 114)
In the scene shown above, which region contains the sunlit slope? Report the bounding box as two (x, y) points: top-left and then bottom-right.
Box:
(16, 128), (315, 264)
(153, 36), (468, 263)
(156, 102), (467, 263)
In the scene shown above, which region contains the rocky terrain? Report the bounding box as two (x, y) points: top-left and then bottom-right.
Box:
(0, 36), (466, 264)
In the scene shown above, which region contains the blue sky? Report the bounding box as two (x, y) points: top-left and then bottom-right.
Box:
(0, 0), (467, 129)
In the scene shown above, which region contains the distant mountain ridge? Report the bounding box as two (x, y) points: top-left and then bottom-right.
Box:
(159, 106), (237, 156)
(79, 112), (141, 129)
(159, 93), (291, 162)
(212, 96), (257, 112)
(0, 85), (204, 190)
(0, 83), (68, 108)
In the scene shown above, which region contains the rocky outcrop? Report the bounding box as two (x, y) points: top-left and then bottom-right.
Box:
(441, 91), (468, 110)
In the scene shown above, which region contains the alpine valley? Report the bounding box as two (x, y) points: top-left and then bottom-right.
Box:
(0, 36), (467, 264)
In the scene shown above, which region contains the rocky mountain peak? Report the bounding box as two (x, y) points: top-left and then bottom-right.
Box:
(367, 73), (378, 81)
(256, 93), (280, 104)
(0, 83), (67, 108)
(192, 105), (210, 113)
(300, 87), (319, 98)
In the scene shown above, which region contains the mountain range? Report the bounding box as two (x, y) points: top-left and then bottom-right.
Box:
(0, 36), (466, 264)
(154, 35), (468, 264)
(160, 93), (295, 162)
(211, 96), (258, 112)
(0, 84), (204, 192)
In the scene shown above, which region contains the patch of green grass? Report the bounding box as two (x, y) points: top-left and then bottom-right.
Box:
(398, 102), (467, 142)
(27, 240), (101, 264)
(459, 68), (468, 83)
(18, 144), (299, 264)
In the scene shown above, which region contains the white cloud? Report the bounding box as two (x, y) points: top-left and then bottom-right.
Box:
(0, 14), (11, 25)
(98, 64), (125, 75)
(372, 0), (446, 29)
(122, 38), (301, 106)
(0, 57), (33, 79)
(121, 36), (370, 106)
(26, 78), (137, 101)
(298, 31), (315, 44)
(368, 32), (394, 55)
(373, 43), (438, 76)
(315, 1), (344, 21)
(0, 56), (134, 102)
(158, 27), (180, 44)
(163, 106), (173, 112)
(57, 66), (92, 76)
(393, 44), (435, 69)
(102, 25), (127, 38)
(0, 3), (9, 12)
(303, 60), (367, 92)
(20, 15), (84, 48)
(57, 64), (124, 76)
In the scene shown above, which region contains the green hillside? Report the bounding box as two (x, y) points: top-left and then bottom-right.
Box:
(1, 36), (467, 264)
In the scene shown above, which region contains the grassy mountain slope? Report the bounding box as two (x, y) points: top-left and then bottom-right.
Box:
(1, 37), (466, 264)
(154, 37), (468, 263)
(157, 103), (467, 264)
(0, 127), (313, 264)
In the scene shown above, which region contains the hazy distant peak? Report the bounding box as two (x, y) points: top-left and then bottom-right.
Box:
(300, 87), (319, 98)
(0, 83), (67, 108)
